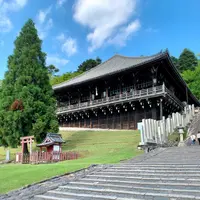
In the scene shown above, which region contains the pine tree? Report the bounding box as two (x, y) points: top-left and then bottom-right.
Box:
(0, 19), (58, 147)
(77, 57), (102, 72)
(179, 48), (198, 72)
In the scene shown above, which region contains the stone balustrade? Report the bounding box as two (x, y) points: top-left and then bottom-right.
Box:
(138, 104), (195, 147)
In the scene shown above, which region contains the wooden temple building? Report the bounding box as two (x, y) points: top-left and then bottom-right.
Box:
(53, 51), (200, 129)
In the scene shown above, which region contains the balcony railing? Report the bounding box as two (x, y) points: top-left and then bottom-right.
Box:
(56, 84), (183, 114)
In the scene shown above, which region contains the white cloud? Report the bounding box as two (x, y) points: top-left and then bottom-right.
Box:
(57, 0), (67, 8)
(108, 19), (141, 46)
(62, 37), (77, 56)
(36, 6), (53, 39)
(56, 33), (65, 41)
(37, 6), (51, 24)
(56, 33), (78, 57)
(37, 19), (53, 39)
(0, 0), (28, 33)
(0, 16), (12, 33)
(73, 0), (140, 52)
(46, 55), (69, 67)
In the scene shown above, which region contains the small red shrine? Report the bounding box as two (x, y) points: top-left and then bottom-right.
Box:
(36, 133), (65, 153)
(16, 133), (78, 164)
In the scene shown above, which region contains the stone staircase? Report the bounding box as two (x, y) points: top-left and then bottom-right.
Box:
(34, 146), (200, 200)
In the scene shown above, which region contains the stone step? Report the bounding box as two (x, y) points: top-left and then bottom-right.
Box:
(82, 178), (200, 190)
(34, 196), (75, 200)
(117, 164), (200, 167)
(35, 191), (143, 200)
(94, 171), (200, 178)
(85, 174), (200, 183)
(51, 185), (200, 200)
(107, 166), (200, 171)
(101, 169), (199, 174)
(67, 181), (200, 196)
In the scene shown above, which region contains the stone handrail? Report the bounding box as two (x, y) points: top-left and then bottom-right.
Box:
(138, 104), (195, 148)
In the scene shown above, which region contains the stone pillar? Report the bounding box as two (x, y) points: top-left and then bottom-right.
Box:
(142, 119), (147, 143)
(6, 150), (10, 161)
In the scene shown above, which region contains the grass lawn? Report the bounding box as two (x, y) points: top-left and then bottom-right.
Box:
(0, 130), (142, 194)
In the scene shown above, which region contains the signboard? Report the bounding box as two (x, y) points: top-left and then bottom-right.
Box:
(53, 145), (60, 152)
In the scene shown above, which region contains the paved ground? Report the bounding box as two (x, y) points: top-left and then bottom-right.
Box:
(2, 146), (200, 200)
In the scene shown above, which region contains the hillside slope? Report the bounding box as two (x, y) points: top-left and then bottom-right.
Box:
(0, 130), (142, 194)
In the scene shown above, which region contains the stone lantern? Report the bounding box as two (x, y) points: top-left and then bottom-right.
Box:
(177, 125), (185, 147)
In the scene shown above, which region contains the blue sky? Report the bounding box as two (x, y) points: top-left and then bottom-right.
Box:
(0, 0), (200, 79)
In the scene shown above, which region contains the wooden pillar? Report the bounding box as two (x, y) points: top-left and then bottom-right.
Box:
(90, 117), (92, 128)
(21, 140), (24, 163)
(98, 115), (100, 128)
(160, 99), (163, 120)
(84, 118), (86, 128)
(89, 86), (92, 103)
(128, 111), (130, 129)
(68, 95), (71, 106)
(120, 112), (122, 129)
(112, 114), (115, 129)
(152, 100), (157, 120)
(106, 113), (109, 129)
(106, 87), (108, 100)
(135, 107), (137, 129)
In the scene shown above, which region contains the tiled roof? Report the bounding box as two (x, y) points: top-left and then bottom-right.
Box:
(37, 133), (65, 147)
(53, 52), (166, 90)
(47, 133), (65, 143)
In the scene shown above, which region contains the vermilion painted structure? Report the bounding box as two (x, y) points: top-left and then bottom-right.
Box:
(16, 133), (78, 164)
(36, 133), (65, 153)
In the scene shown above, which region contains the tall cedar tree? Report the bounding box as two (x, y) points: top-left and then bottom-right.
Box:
(0, 19), (58, 147)
(179, 48), (198, 72)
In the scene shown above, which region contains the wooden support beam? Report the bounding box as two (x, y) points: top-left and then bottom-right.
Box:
(128, 111), (130, 129)
(90, 117), (92, 128)
(120, 113), (122, 129)
(106, 114), (109, 129)
(160, 99), (163, 120)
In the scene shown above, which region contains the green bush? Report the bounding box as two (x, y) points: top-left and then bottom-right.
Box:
(168, 128), (187, 143)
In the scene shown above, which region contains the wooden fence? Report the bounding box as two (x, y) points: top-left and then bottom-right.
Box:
(16, 151), (79, 164)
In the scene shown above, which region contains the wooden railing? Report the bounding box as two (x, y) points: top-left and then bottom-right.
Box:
(57, 85), (164, 114)
(56, 84), (184, 115)
(16, 151), (79, 164)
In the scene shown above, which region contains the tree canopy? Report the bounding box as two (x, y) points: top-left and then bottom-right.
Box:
(0, 19), (58, 147)
(182, 61), (200, 99)
(179, 48), (198, 72)
(77, 57), (102, 72)
(51, 57), (102, 85)
(47, 64), (59, 76)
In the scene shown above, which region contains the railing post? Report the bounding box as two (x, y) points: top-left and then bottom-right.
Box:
(162, 82), (165, 92)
